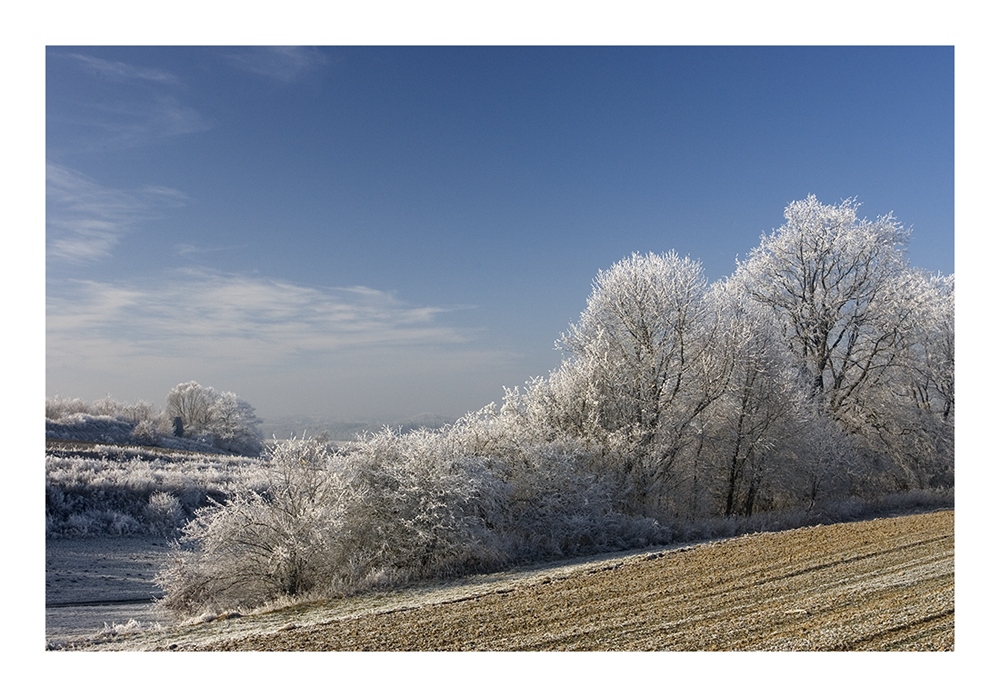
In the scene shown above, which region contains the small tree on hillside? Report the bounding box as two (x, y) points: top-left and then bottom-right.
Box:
(208, 390), (265, 457)
(166, 381), (215, 434)
(165, 381), (263, 456)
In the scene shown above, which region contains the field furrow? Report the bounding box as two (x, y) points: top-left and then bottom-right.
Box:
(140, 509), (952, 652)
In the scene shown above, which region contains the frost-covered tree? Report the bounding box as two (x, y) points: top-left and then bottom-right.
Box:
(735, 195), (912, 418)
(852, 269), (955, 488)
(207, 391), (265, 457)
(547, 251), (728, 517)
(558, 252), (714, 433)
(165, 381), (263, 456)
(913, 272), (955, 426)
(165, 381), (215, 434)
(701, 276), (810, 516)
(734, 196), (953, 491)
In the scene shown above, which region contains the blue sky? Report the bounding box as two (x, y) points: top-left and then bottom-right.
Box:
(45, 46), (954, 421)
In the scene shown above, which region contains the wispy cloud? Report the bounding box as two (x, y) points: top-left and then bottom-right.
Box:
(46, 269), (520, 415)
(49, 52), (212, 152)
(47, 269), (476, 364)
(225, 47), (329, 82)
(176, 243), (249, 257)
(63, 95), (211, 151)
(67, 53), (181, 85)
(47, 163), (187, 263)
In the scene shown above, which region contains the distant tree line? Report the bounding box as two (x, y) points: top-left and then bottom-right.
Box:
(46, 381), (264, 457)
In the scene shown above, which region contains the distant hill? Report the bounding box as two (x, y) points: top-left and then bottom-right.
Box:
(46, 415), (234, 454)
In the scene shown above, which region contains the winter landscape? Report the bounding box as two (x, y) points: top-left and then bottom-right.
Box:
(45, 196), (955, 650)
(43, 46), (956, 656)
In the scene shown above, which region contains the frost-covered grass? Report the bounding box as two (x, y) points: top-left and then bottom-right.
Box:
(45, 445), (270, 538)
(651, 488), (954, 543)
(46, 415), (234, 453)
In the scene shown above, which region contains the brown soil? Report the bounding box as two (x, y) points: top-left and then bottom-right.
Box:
(166, 509), (953, 651)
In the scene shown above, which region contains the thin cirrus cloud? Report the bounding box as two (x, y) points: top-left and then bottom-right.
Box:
(50, 53), (212, 152)
(176, 242), (249, 257)
(46, 163), (187, 263)
(46, 269), (478, 368)
(224, 47), (330, 82)
(59, 93), (211, 151)
(66, 53), (181, 84)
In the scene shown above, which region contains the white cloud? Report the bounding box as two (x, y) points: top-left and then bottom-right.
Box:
(46, 163), (187, 263)
(176, 242), (248, 256)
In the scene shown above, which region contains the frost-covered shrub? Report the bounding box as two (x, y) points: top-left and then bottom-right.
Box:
(157, 440), (337, 612)
(131, 419), (161, 446)
(46, 396), (90, 420)
(158, 436), (509, 615)
(106, 511), (141, 536)
(61, 510), (140, 536)
(145, 492), (185, 533)
(46, 395), (156, 424)
(334, 428), (512, 580)
(443, 404), (669, 557)
(159, 419), (671, 616)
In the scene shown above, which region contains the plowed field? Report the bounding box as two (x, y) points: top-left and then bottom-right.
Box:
(146, 509), (952, 651)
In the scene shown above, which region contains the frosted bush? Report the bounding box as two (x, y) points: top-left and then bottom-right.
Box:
(158, 439), (348, 614)
(67, 513), (96, 536)
(131, 419), (161, 446)
(106, 511), (141, 536)
(145, 492), (185, 533)
(159, 422), (673, 616)
(46, 396), (89, 420)
(46, 395), (156, 424)
(158, 435), (511, 615)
